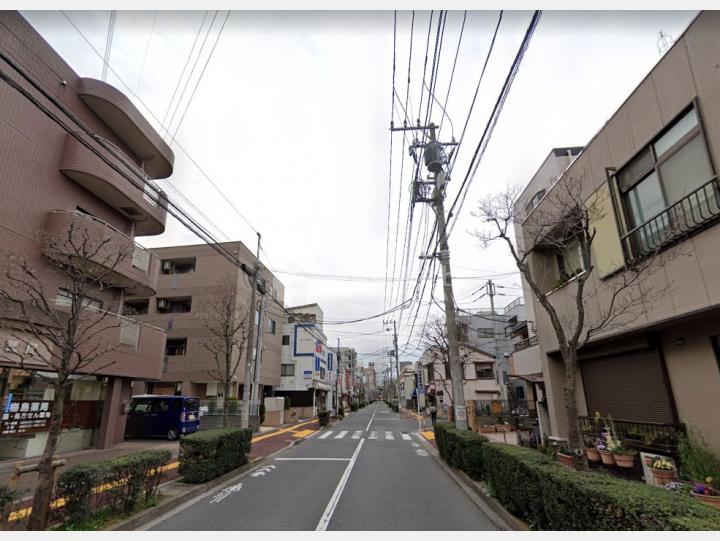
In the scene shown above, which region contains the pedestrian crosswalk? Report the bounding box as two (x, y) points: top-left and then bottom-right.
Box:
(317, 430), (419, 442)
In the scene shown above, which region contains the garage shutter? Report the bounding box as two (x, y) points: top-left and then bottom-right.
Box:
(580, 349), (675, 423)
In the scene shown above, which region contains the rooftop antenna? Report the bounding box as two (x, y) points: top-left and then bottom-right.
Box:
(657, 31), (674, 55)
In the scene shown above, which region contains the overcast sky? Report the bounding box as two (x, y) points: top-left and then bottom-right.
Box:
(24, 10), (697, 378)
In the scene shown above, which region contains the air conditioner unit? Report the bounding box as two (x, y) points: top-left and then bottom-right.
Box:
(157, 299), (170, 310)
(162, 261), (174, 272)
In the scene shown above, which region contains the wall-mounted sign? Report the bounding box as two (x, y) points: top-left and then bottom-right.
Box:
(303, 370), (313, 379)
(1, 400), (53, 437)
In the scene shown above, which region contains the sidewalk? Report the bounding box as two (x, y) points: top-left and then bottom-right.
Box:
(4, 417), (319, 527)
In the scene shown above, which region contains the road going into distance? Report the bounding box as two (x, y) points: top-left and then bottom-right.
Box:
(144, 402), (506, 531)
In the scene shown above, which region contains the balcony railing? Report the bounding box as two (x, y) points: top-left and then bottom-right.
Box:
(474, 399), (535, 418)
(513, 335), (538, 352)
(578, 415), (685, 455)
(621, 176), (720, 259)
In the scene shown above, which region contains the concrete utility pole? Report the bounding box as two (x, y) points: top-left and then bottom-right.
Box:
(250, 289), (266, 406)
(392, 121), (467, 430)
(384, 319), (400, 407)
(335, 338), (341, 415)
(240, 233), (261, 429)
(485, 279), (508, 401)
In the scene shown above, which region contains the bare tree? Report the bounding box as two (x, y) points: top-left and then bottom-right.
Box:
(202, 285), (250, 428)
(472, 175), (671, 457)
(0, 219), (131, 530)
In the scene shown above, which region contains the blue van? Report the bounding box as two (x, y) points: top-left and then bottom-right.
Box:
(125, 395), (200, 440)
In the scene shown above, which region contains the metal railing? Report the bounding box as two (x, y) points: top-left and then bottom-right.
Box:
(513, 335), (538, 352)
(621, 176), (720, 258)
(578, 415), (685, 454)
(474, 399), (534, 417)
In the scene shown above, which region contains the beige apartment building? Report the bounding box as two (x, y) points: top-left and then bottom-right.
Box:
(128, 241), (285, 401)
(515, 11), (720, 454)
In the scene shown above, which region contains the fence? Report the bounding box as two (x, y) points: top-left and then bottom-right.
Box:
(578, 415), (685, 455)
(474, 399), (534, 418)
(199, 399), (261, 417)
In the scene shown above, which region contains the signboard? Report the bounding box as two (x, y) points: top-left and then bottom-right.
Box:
(455, 405), (467, 421)
(1, 400), (53, 437)
(3, 393), (13, 414)
(303, 370), (313, 379)
(315, 357), (321, 371)
(490, 400), (503, 415)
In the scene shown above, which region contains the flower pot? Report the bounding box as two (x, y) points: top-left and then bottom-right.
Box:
(586, 447), (601, 462)
(557, 453), (576, 469)
(599, 449), (615, 466)
(650, 467), (676, 484)
(613, 453), (635, 469)
(495, 424), (511, 432)
(691, 492), (720, 508)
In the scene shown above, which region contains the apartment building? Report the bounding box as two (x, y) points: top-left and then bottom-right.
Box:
(128, 241), (285, 403)
(515, 11), (720, 453)
(332, 346), (357, 408)
(0, 12), (171, 457)
(276, 304), (336, 416)
(398, 363), (416, 409)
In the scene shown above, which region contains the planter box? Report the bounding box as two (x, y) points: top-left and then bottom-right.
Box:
(649, 467), (676, 484)
(586, 447), (601, 462)
(495, 424), (513, 432)
(557, 453), (576, 469)
(479, 425), (496, 433)
(599, 449), (615, 466)
(613, 452), (636, 469)
(691, 492), (720, 508)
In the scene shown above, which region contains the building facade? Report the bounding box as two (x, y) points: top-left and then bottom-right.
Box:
(0, 12), (171, 457)
(127, 241), (284, 403)
(515, 11), (720, 453)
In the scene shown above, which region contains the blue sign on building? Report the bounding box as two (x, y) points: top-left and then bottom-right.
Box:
(3, 393), (13, 414)
(315, 357), (321, 371)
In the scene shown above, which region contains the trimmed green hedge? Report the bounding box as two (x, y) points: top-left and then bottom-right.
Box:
(318, 410), (330, 426)
(179, 428), (252, 484)
(433, 423), (720, 530)
(54, 449), (171, 526)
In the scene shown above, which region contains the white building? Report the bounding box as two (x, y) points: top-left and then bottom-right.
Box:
(276, 304), (336, 417)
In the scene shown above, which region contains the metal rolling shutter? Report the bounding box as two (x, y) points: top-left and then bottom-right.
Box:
(580, 349), (675, 423)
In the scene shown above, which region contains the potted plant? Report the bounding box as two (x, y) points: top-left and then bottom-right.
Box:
(597, 441), (615, 466)
(584, 436), (601, 462)
(556, 445), (576, 469)
(649, 457), (677, 484)
(690, 478), (720, 508)
(609, 443), (637, 469)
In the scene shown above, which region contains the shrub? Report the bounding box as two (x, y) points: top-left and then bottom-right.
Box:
(338, 407), (344, 418)
(179, 428), (252, 484)
(259, 403), (266, 425)
(284, 396), (291, 410)
(1, 484), (18, 529)
(678, 429), (720, 484)
(350, 402), (358, 412)
(55, 463), (105, 524)
(318, 410), (330, 427)
(433, 424), (720, 530)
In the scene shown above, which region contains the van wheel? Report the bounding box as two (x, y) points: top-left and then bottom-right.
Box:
(167, 427), (179, 440)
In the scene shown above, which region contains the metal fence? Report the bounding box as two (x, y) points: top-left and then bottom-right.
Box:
(474, 399), (534, 418)
(578, 415), (685, 455)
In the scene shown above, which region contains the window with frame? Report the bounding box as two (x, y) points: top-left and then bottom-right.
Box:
(475, 362), (494, 379)
(268, 318), (276, 335)
(165, 338), (187, 356)
(281, 364), (295, 376)
(556, 235), (586, 279)
(617, 105), (716, 254)
(55, 288), (103, 311)
(282, 334), (290, 346)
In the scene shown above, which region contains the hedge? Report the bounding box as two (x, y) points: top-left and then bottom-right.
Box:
(54, 449), (171, 526)
(179, 428), (252, 484)
(433, 423), (720, 530)
(318, 410), (330, 426)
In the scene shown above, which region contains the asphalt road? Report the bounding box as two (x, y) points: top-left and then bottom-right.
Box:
(145, 402), (501, 531)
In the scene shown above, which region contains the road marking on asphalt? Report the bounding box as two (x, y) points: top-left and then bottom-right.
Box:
(412, 442), (420, 448)
(315, 438), (365, 531)
(365, 408), (377, 431)
(334, 430), (348, 439)
(275, 458), (350, 461)
(318, 431), (334, 439)
(209, 483), (243, 503)
(249, 465), (277, 477)
(420, 430), (435, 441)
(385, 431), (394, 440)
(352, 430), (362, 439)
(369, 431), (377, 439)
(415, 449), (429, 457)
(401, 433), (412, 440)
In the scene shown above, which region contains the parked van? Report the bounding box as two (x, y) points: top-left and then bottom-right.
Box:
(125, 395), (200, 440)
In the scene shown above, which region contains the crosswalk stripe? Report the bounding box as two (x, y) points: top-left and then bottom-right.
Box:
(369, 431), (377, 439)
(401, 433), (412, 440)
(385, 431), (394, 440)
(334, 431), (348, 439)
(352, 431), (362, 439)
(318, 431), (333, 439)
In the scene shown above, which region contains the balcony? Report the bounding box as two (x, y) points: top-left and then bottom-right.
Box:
(621, 176), (720, 260)
(77, 78), (174, 179)
(42, 210), (160, 296)
(513, 335), (538, 352)
(59, 132), (168, 235)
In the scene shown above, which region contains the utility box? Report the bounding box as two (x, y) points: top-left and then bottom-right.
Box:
(262, 397), (285, 427)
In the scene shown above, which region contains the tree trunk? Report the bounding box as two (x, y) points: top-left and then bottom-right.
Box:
(222, 379), (230, 428)
(562, 353), (583, 453)
(27, 381), (65, 531)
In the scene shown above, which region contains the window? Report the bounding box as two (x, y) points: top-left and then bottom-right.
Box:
(557, 236), (586, 279)
(475, 328), (495, 339)
(122, 298), (149, 316)
(525, 189), (546, 213)
(282, 334), (290, 346)
(165, 338), (187, 356)
(156, 297), (192, 313)
(161, 258), (196, 274)
(281, 364), (295, 376)
(475, 363), (494, 379)
(514, 385), (526, 400)
(617, 105), (716, 254)
(55, 288), (102, 311)
(268, 319), (276, 335)
(131, 399), (152, 414)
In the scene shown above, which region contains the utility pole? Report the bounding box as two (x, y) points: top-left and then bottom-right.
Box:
(240, 233), (261, 429)
(477, 279), (509, 401)
(392, 121), (467, 430)
(384, 320), (400, 408)
(250, 284), (266, 407)
(335, 338), (341, 415)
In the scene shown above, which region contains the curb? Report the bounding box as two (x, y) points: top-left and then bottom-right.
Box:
(110, 433), (313, 531)
(415, 434), (528, 532)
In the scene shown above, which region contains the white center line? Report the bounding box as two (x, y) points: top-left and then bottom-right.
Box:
(334, 430), (348, 439)
(369, 431), (377, 440)
(315, 438), (365, 531)
(318, 431), (333, 440)
(401, 433), (412, 440)
(275, 458), (350, 461)
(352, 430), (362, 439)
(365, 408), (377, 431)
(385, 431), (394, 440)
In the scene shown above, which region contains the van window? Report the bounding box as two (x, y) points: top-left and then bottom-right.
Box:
(184, 398), (199, 411)
(154, 399), (171, 412)
(132, 400), (152, 413)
